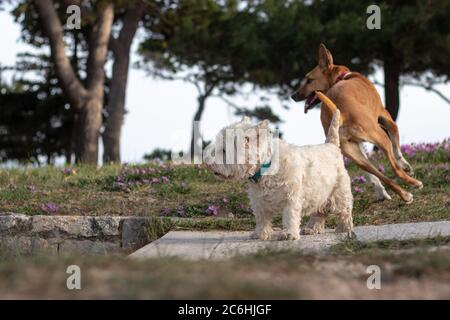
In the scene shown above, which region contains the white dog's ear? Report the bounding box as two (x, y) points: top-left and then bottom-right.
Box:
(258, 119), (270, 128)
(241, 116), (251, 124)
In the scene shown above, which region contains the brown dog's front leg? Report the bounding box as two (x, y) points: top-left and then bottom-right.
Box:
(341, 140), (413, 203)
(368, 127), (423, 189)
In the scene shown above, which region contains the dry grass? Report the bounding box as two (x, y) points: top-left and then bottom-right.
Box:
(0, 237), (449, 299)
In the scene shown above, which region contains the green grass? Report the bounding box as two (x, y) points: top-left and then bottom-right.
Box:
(171, 217), (256, 231)
(0, 145), (448, 229)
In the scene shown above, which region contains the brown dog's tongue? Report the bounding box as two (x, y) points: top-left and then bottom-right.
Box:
(304, 105), (310, 114)
(304, 95), (317, 113)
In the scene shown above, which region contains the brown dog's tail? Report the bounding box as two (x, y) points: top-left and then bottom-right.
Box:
(315, 91), (341, 147)
(315, 91), (345, 124)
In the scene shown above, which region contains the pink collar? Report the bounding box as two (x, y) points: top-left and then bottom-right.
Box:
(335, 71), (351, 84)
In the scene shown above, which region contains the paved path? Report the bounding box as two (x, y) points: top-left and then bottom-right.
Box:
(129, 220), (450, 260)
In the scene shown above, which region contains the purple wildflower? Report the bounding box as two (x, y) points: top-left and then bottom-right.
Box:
(222, 197), (229, 203)
(63, 167), (76, 175)
(27, 185), (36, 193)
(206, 205), (219, 216)
(40, 203), (60, 214)
(352, 175), (367, 184)
(151, 177), (161, 184)
(181, 181), (188, 188)
(401, 144), (416, 158)
(161, 176), (170, 183)
(344, 157), (351, 167)
(177, 206), (185, 217)
(443, 142), (450, 151)
(378, 164), (385, 174)
(353, 187), (363, 194)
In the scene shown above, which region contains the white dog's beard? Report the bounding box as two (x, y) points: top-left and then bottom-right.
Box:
(204, 117), (274, 180)
(209, 163), (257, 180)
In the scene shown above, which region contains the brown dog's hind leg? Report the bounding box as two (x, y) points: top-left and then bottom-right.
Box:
(368, 126), (423, 189)
(359, 143), (392, 201)
(341, 140), (414, 203)
(378, 111), (414, 175)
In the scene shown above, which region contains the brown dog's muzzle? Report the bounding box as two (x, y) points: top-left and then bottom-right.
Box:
(290, 91), (304, 102)
(291, 90), (321, 114)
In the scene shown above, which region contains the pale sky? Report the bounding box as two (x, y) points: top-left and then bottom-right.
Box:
(0, 11), (449, 163)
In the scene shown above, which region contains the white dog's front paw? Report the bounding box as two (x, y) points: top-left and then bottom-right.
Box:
(301, 227), (323, 235)
(250, 228), (273, 240)
(302, 222), (325, 235)
(278, 230), (300, 241)
(335, 223), (352, 234)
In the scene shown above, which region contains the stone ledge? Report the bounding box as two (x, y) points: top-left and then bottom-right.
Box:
(0, 213), (32, 233)
(0, 213), (226, 255)
(0, 213), (157, 255)
(0, 236), (57, 255)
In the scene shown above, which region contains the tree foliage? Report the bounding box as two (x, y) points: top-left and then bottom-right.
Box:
(0, 53), (73, 164)
(243, 0), (450, 118)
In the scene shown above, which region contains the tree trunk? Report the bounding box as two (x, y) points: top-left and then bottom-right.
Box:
(35, 0), (114, 164)
(190, 96), (206, 162)
(103, 51), (129, 163)
(35, 0), (88, 110)
(76, 95), (103, 164)
(384, 58), (401, 121)
(103, 1), (145, 163)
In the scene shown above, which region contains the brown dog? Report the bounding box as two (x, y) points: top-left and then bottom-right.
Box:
(291, 44), (422, 203)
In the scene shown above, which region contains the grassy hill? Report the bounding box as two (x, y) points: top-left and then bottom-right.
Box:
(0, 140), (448, 230)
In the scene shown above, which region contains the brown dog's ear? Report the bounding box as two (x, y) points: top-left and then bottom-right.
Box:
(318, 43), (333, 71)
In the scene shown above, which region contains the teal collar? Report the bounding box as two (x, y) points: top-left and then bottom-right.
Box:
(249, 161), (272, 183)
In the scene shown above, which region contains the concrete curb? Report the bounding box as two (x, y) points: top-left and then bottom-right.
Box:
(129, 220), (450, 260)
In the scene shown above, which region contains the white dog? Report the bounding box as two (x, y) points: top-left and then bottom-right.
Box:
(203, 109), (353, 240)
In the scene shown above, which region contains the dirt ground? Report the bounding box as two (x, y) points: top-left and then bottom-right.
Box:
(1, 240), (449, 299)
